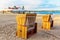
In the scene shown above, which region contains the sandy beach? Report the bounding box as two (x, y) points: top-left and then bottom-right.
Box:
(0, 14), (60, 40)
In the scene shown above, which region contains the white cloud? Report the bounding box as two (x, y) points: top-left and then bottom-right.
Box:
(19, 0), (43, 10)
(0, 0), (10, 10)
(12, 0), (60, 10)
(0, 0), (43, 10)
(46, 0), (60, 6)
(0, 0), (60, 10)
(21, 0), (42, 5)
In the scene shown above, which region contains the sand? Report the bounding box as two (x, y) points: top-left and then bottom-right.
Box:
(0, 14), (60, 40)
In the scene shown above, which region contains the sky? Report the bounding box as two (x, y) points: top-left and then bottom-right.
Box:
(0, 0), (60, 10)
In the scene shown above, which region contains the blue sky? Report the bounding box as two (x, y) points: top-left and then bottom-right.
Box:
(0, 0), (60, 10)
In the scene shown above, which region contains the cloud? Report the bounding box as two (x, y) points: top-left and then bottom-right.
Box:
(14, 0), (60, 10)
(19, 0), (43, 10)
(0, 0), (10, 10)
(0, 0), (60, 10)
(48, 0), (60, 6)
(0, 0), (43, 10)
(20, 0), (42, 5)
(40, 0), (60, 8)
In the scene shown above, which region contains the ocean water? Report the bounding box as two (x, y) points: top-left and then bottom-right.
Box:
(35, 11), (60, 14)
(1, 10), (60, 14)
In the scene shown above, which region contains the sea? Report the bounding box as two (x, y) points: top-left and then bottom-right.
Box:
(1, 10), (60, 14)
(9, 9), (60, 14)
(35, 11), (60, 14)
